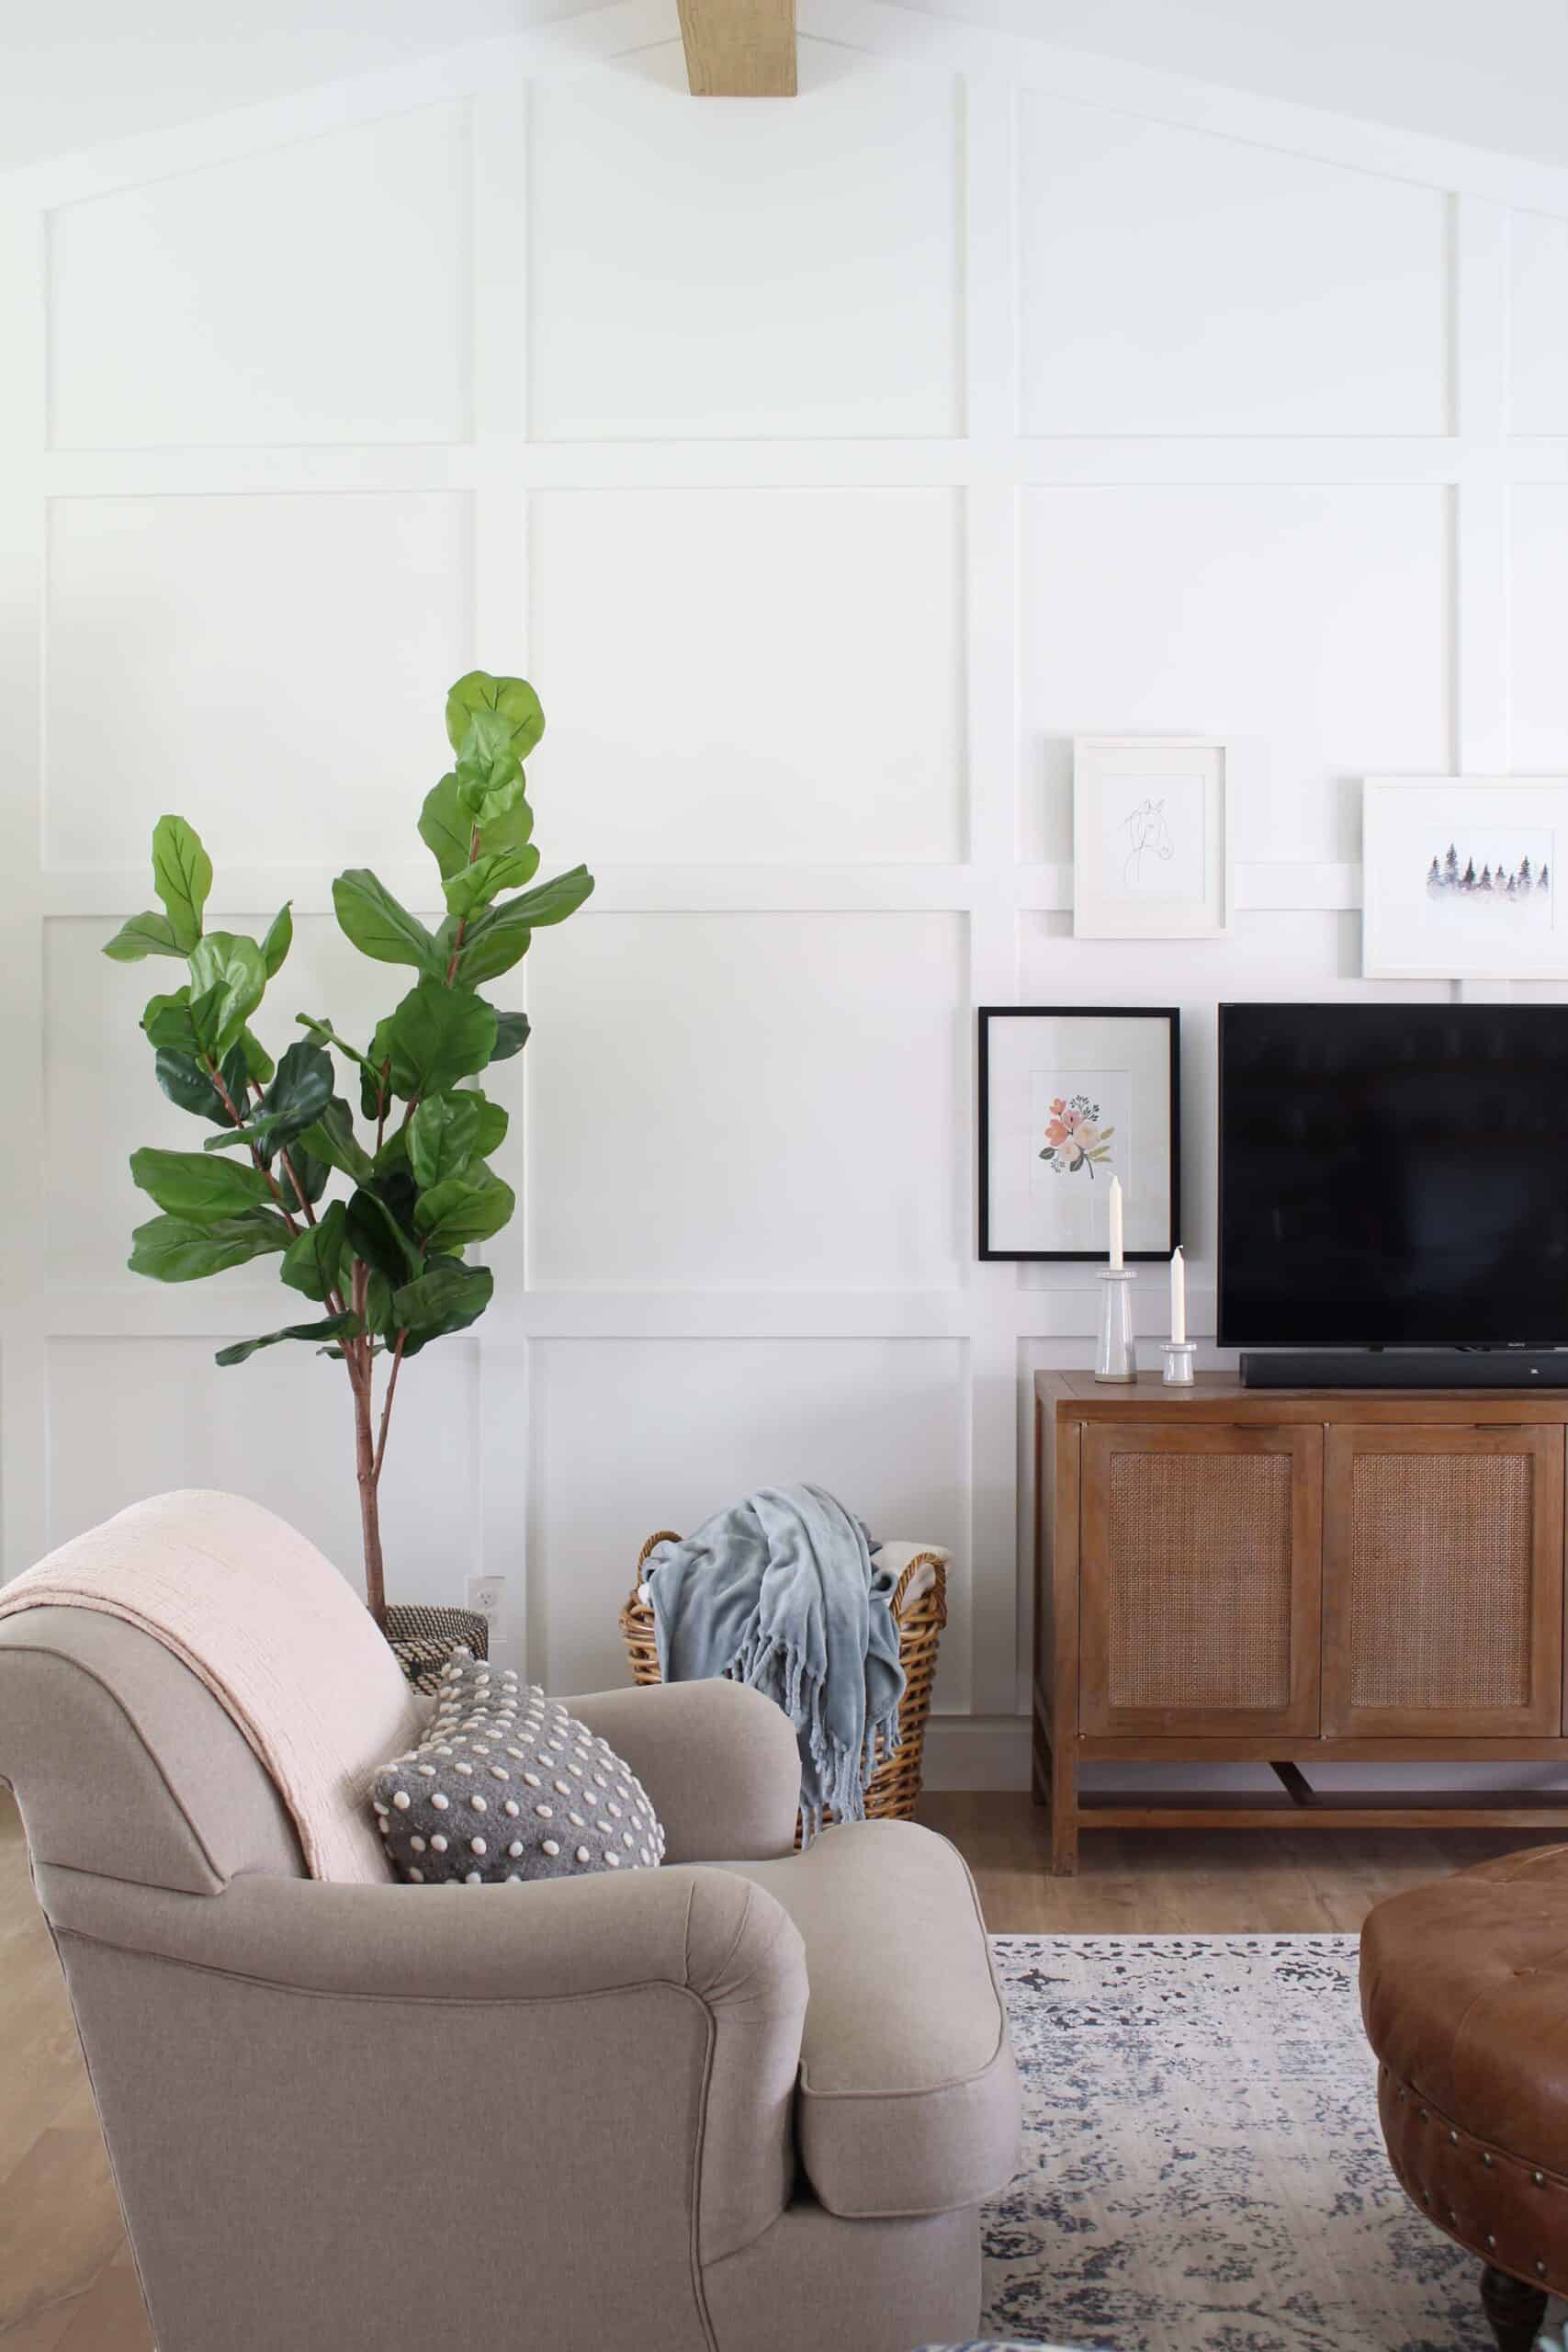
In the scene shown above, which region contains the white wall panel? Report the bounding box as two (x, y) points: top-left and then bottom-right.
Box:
(1509, 485), (1568, 767)
(1508, 209), (1568, 434)
(531, 1336), (968, 1697)
(526, 42), (961, 438)
(1017, 487), (1451, 865)
(45, 492), (471, 871)
(49, 105), (471, 450)
(46, 1335), (481, 1607)
(529, 489), (964, 864)
(526, 912), (965, 1289)
(1019, 95), (1450, 436)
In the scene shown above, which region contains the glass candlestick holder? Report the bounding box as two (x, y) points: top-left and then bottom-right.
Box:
(1161, 1340), (1196, 1386)
(1095, 1269), (1137, 1383)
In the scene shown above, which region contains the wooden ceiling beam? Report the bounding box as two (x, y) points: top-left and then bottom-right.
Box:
(676, 0), (797, 96)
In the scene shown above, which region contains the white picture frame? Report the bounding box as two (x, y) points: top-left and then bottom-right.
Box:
(1362, 776), (1568, 979)
(1072, 735), (1233, 940)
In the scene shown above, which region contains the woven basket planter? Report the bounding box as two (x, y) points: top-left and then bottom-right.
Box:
(620, 1532), (947, 1838)
(383, 1602), (490, 1697)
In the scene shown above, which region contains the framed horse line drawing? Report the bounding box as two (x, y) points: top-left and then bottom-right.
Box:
(1072, 735), (1233, 938)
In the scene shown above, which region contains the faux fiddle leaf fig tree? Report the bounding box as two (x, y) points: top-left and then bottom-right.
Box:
(104, 671), (592, 1625)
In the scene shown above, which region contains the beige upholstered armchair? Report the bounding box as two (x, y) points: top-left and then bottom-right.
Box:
(0, 1498), (1020, 2352)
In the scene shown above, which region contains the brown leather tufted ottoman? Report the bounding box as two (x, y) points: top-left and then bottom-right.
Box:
(1361, 1843), (1568, 2350)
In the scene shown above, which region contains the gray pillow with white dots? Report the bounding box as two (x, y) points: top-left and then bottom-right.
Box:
(371, 1656), (667, 1885)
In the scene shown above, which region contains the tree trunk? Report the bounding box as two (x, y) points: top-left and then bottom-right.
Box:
(353, 1371), (387, 1625)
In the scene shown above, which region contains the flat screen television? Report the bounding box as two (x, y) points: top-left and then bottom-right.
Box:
(1218, 1002), (1568, 1350)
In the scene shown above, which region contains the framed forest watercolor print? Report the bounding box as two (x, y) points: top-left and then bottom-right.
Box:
(978, 1007), (1179, 1261)
(1363, 776), (1568, 978)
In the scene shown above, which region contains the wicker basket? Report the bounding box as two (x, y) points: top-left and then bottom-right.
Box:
(620, 1532), (947, 1832)
(383, 1602), (490, 1697)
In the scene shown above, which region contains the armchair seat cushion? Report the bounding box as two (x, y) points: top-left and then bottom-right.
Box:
(717, 1819), (1020, 2221)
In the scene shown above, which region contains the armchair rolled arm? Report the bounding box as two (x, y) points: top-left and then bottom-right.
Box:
(39, 1853), (798, 2006)
(567, 1678), (801, 1861)
(39, 1858), (807, 2271)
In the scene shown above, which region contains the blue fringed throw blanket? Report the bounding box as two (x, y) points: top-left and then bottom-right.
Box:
(643, 1483), (906, 1838)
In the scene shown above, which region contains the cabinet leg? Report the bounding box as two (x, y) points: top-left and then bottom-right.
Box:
(1050, 1740), (1078, 1876)
(1481, 2264), (1548, 2352)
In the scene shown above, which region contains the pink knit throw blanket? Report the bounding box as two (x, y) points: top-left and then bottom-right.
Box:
(0, 1489), (426, 1883)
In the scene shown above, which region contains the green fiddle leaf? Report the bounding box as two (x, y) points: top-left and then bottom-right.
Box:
(372, 1126), (410, 1180)
(477, 795), (535, 860)
(453, 866), (593, 989)
(451, 902), (530, 985)
(297, 1012), (377, 1078)
(332, 869), (443, 976)
(188, 932), (266, 1060)
(143, 984), (216, 1059)
(215, 1312), (360, 1369)
(361, 1024), (393, 1122)
(299, 1096), (375, 1186)
(502, 865), (595, 929)
(130, 1147), (274, 1219)
(345, 1184), (423, 1284)
(280, 1199), (348, 1303)
(445, 671), (545, 762)
(154, 1046), (249, 1127)
(468, 1091), (509, 1156)
(378, 1166), (420, 1232)
(129, 1208), (288, 1283)
(150, 816), (212, 952)
(273, 1141), (330, 1214)
(419, 771), (536, 882)
(391, 1257), (493, 1339)
(238, 1028), (275, 1085)
(104, 910), (183, 963)
(442, 843), (540, 922)
(490, 1010), (530, 1062)
(256, 1039), (333, 1140)
(382, 977), (497, 1099)
(414, 1165), (515, 1252)
(417, 774), (473, 883)
(261, 902), (293, 978)
(454, 717), (526, 830)
(408, 1092), (481, 1193)
(200, 1041), (333, 1157)
(362, 1269), (396, 1340)
(462, 770), (526, 831)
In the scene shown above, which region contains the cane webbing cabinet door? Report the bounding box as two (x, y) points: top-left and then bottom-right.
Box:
(1078, 1421), (1323, 1736)
(1322, 1424), (1564, 1737)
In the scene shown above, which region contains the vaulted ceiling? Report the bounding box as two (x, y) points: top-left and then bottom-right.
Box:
(3, 0), (1567, 173)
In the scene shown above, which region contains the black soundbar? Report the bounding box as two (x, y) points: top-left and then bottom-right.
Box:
(1239, 1350), (1568, 1389)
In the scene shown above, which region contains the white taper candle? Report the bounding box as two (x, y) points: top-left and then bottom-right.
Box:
(1170, 1244), (1186, 1345)
(1108, 1173), (1124, 1270)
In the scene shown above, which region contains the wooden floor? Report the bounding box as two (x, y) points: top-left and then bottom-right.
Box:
(0, 1785), (1538, 2346)
(916, 1791), (1534, 1932)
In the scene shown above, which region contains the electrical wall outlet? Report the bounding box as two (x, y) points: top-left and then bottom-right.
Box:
(467, 1574), (506, 1623)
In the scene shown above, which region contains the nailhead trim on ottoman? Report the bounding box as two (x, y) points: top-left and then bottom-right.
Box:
(1376, 2063), (1567, 2297)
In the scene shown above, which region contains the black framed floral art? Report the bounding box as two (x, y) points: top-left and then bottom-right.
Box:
(977, 1006), (1179, 1261)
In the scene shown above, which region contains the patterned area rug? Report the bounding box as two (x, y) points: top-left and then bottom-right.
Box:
(981, 1935), (1488, 2352)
